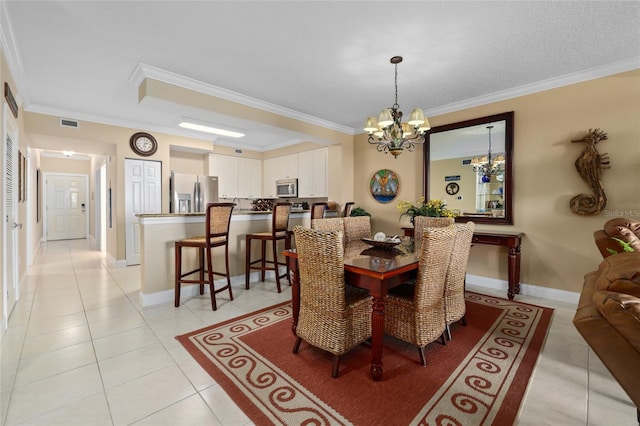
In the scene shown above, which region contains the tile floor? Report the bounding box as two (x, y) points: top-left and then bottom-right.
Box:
(0, 239), (636, 425)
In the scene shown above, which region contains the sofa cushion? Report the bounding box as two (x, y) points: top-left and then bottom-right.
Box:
(593, 290), (640, 354)
(595, 252), (640, 297)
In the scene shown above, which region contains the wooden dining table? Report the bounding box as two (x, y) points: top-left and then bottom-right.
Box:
(284, 239), (419, 381)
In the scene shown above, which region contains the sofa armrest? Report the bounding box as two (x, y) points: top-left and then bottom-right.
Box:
(574, 271), (640, 408)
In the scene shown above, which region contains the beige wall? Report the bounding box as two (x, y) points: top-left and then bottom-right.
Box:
(40, 156), (90, 174)
(354, 69), (640, 294)
(430, 157), (478, 213)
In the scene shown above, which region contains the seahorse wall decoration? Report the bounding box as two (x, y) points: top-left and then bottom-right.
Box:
(570, 128), (610, 215)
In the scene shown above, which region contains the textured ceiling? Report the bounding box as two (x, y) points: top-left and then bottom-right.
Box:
(2, 1), (639, 154)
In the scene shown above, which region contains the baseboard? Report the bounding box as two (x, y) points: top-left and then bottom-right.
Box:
(139, 271), (580, 307)
(466, 274), (580, 305)
(105, 252), (127, 268)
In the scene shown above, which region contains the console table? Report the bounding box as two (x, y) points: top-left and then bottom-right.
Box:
(402, 227), (525, 300)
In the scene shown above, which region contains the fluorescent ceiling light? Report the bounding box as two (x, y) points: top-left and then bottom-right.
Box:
(179, 121), (245, 138)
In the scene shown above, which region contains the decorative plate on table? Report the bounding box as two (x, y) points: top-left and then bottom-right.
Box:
(361, 238), (401, 249)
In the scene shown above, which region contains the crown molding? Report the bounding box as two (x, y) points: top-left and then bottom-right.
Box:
(131, 63), (355, 135)
(425, 57), (640, 117)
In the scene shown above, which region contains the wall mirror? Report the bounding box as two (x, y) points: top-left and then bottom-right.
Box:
(424, 111), (514, 225)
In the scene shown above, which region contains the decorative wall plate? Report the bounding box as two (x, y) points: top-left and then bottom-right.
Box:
(370, 169), (399, 203)
(445, 182), (459, 195)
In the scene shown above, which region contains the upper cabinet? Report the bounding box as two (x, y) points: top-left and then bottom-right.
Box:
(263, 153), (299, 197)
(239, 158), (262, 199)
(209, 154), (262, 199)
(263, 148), (328, 199)
(278, 154), (299, 180)
(297, 147), (327, 198)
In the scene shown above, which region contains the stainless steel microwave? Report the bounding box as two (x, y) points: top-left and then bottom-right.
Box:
(276, 178), (298, 198)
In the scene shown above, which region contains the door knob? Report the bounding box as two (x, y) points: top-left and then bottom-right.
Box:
(12, 222), (22, 229)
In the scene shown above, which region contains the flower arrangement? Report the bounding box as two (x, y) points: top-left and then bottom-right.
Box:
(397, 197), (456, 224)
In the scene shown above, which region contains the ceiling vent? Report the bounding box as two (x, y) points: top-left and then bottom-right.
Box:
(59, 118), (79, 128)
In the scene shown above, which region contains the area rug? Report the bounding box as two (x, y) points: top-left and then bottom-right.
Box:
(176, 292), (553, 425)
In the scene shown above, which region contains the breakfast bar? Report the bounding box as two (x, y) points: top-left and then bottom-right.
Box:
(137, 210), (309, 306)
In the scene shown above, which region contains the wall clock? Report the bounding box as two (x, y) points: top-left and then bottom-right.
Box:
(129, 132), (158, 156)
(445, 182), (459, 195)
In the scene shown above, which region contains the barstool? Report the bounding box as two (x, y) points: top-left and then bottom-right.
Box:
(245, 202), (292, 293)
(343, 201), (354, 217)
(310, 202), (328, 221)
(174, 202), (235, 310)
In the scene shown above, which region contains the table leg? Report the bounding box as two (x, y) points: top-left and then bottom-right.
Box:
(507, 246), (521, 300)
(370, 296), (385, 381)
(287, 256), (300, 336)
(513, 246), (522, 295)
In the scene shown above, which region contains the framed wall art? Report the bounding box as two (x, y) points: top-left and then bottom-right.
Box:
(370, 169), (399, 203)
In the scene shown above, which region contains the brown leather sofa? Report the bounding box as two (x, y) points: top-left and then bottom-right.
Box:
(594, 218), (640, 258)
(573, 251), (640, 420)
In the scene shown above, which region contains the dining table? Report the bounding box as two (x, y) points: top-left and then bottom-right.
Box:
(284, 238), (419, 381)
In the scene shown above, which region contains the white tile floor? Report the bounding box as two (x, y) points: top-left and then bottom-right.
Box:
(1, 239), (636, 425)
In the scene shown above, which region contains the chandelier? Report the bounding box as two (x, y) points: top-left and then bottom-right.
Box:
(364, 56), (430, 158)
(471, 125), (505, 182)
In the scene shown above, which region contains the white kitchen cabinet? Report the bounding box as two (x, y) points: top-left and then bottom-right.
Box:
(297, 147), (327, 197)
(209, 154), (262, 198)
(239, 158), (262, 198)
(209, 154), (238, 198)
(278, 154), (298, 180)
(263, 154), (297, 196)
(263, 158), (278, 198)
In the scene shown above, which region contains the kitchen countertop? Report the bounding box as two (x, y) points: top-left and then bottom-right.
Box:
(137, 209), (310, 218)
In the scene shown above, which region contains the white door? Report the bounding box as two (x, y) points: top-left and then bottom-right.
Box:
(125, 159), (161, 266)
(45, 174), (88, 240)
(2, 106), (19, 331)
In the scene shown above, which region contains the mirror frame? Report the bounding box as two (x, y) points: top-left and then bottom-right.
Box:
(423, 111), (514, 225)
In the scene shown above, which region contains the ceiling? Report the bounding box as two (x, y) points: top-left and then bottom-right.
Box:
(2, 1), (639, 157)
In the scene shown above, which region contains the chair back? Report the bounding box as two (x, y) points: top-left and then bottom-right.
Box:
(310, 202), (328, 221)
(413, 226), (457, 309)
(272, 202), (292, 237)
(312, 217), (344, 234)
(444, 222), (475, 322)
(413, 216), (455, 248)
(293, 226), (347, 312)
(343, 202), (355, 218)
(343, 216), (371, 242)
(205, 203), (235, 244)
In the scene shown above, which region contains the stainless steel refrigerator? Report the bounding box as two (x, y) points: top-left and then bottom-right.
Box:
(170, 172), (219, 213)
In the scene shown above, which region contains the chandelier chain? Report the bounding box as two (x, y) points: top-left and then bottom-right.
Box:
(393, 63), (399, 110)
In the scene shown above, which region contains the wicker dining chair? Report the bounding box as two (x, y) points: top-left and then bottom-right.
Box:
(384, 226), (456, 366)
(444, 222), (475, 341)
(245, 202), (292, 293)
(343, 216), (371, 242)
(413, 216), (455, 249)
(311, 217), (344, 234)
(174, 202), (235, 310)
(292, 226), (372, 378)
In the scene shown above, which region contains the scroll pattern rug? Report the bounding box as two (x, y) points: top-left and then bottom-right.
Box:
(176, 292), (553, 425)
